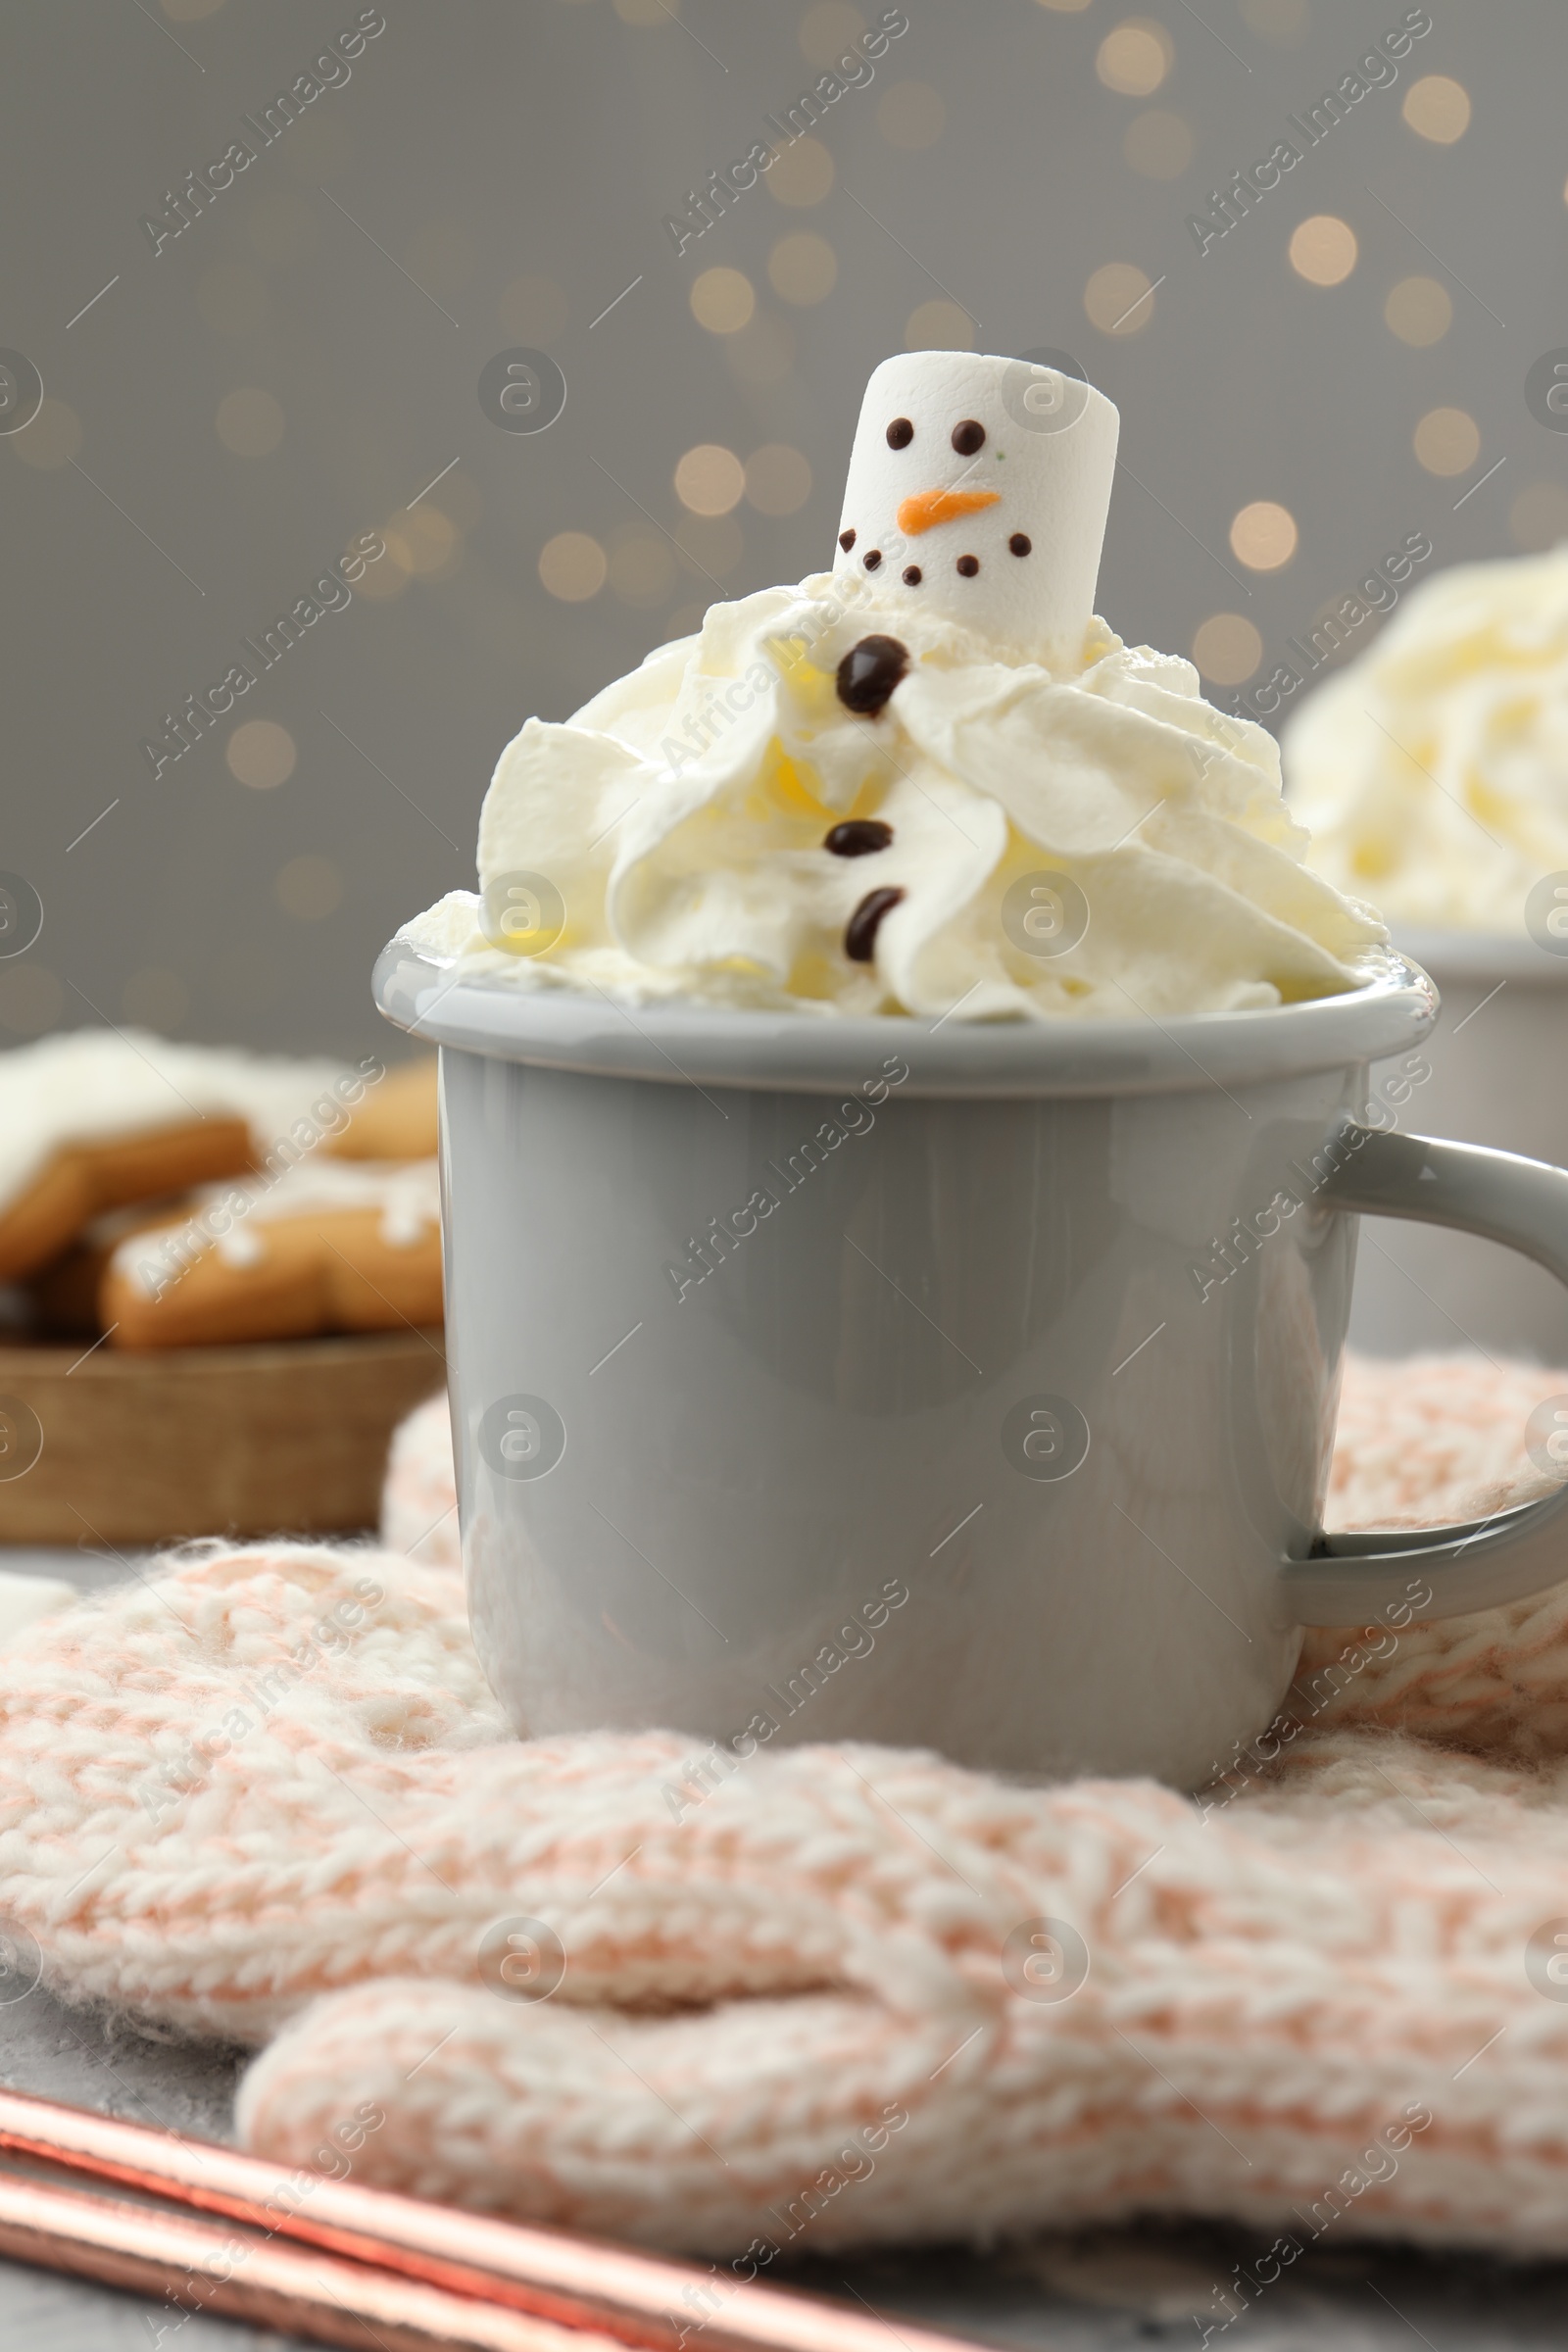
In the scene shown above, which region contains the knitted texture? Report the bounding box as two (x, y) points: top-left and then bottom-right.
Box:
(3, 1353), (1568, 2260)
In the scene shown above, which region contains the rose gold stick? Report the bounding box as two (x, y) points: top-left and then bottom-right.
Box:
(0, 2167), (625, 2352)
(0, 2090), (980, 2352)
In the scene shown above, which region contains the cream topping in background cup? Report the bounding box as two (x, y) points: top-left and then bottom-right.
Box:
(1282, 544), (1568, 1360)
(1284, 543), (1568, 939)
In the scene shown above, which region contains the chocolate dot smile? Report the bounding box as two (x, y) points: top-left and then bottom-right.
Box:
(845, 886), (905, 962)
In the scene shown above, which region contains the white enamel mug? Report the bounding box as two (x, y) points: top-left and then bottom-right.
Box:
(376, 941), (1568, 1788)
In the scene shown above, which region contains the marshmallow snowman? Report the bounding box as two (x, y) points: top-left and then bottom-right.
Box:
(832, 351), (1120, 663)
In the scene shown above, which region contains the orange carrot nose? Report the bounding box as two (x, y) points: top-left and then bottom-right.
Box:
(896, 486), (1002, 536)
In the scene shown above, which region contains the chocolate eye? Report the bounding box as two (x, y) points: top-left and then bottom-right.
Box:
(956, 555), (979, 577)
(951, 419), (986, 456)
(839, 528), (857, 551)
(886, 417), (914, 450)
(1008, 533), (1031, 557)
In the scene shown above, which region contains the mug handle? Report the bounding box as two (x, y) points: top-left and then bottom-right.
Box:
(1282, 1124), (1568, 1626)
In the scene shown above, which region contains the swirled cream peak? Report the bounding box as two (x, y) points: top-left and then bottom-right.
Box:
(402, 350), (1383, 1019)
(1284, 545), (1568, 933)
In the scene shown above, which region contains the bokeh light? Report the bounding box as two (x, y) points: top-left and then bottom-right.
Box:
(275, 855), (342, 920)
(768, 231), (838, 305)
(877, 81), (946, 149)
(1230, 501), (1298, 570)
(765, 136), (835, 206)
(10, 398), (80, 470)
(690, 267), (756, 333)
(1288, 215), (1357, 286)
(905, 299), (975, 350)
(1123, 109), (1193, 178)
(1096, 21), (1172, 96)
(1403, 74), (1471, 142)
(1192, 613), (1263, 684)
(1083, 262), (1156, 334)
(745, 444), (813, 516)
(538, 531), (607, 601)
(799, 3), (865, 66)
(1384, 275), (1452, 346)
(1413, 407), (1480, 475)
(226, 720), (297, 789)
(675, 444), (746, 516)
(382, 504), (460, 582)
(215, 388), (284, 457)
(352, 539), (411, 602)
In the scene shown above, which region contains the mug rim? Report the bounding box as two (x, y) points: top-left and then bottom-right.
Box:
(375, 936), (1437, 1099)
(1393, 926), (1568, 986)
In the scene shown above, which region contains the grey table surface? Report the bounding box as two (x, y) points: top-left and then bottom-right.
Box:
(3, 1544), (1566, 2352)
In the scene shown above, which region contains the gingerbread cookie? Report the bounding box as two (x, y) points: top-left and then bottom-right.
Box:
(102, 1159), (442, 1349)
(0, 1031), (382, 1283)
(327, 1058), (437, 1162)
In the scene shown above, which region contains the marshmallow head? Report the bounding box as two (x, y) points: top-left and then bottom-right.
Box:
(832, 351), (1120, 662)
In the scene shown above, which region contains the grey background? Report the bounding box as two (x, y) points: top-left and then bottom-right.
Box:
(2, 0), (1563, 1059)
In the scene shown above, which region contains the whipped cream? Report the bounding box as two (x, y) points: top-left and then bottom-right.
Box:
(1284, 546), (1568, 935)
(402, 348), (1383, 1022)
(403, 576), (1384, 1021)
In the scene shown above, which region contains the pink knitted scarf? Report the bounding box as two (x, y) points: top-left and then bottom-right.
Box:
(4, 1352), (1568, 2262)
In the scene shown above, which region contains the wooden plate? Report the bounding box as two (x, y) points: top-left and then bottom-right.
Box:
(0, 1331), (445, 1546)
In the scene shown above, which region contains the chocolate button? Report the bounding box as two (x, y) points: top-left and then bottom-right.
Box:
(835, 634), (909, 716)
(824, 819), (894, 857)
